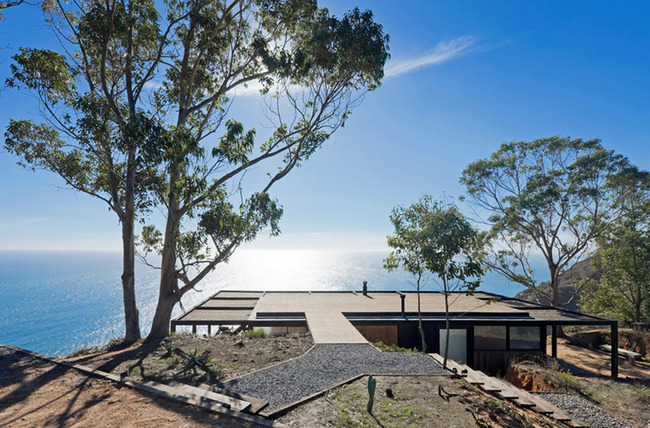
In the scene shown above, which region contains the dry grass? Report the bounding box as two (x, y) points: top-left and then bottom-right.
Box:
(278, 375), (561, 428)
(65, 332), (314, 385)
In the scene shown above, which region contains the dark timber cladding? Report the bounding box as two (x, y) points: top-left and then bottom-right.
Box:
(171, 290), (618, 378)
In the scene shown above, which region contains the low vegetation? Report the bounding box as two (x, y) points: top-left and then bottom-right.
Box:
(508, 359), (650, 427)
(372, 341), (417, 353)
(66, 332), (313, 385)
(279, 375), (560, 428)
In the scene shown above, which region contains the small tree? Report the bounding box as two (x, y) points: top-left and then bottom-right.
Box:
(582, 168), (650, 322)
(461, 137), (629, 308)
(384, 196), (484, 367)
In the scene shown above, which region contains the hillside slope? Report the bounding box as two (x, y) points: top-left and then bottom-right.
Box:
(514, 258), (598, 312)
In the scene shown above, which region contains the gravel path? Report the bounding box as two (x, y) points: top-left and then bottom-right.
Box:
(535, 393), (633, 428)
(220, 343), (443, 412)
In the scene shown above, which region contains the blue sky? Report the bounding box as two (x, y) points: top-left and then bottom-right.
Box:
(1, 1), (649, 251)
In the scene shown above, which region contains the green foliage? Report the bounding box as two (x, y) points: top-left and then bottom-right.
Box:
(373, 341), (416, 353)
(581, 169), (650, 322)
(159, 340), (177, 358)
(5, 0), (390, 341)
(384, 195), (484, 355)
(0, 0), (24, 21)
(367, 375), (377, 413)
(461, 136), (631, 307)
(178, 348), (220, 380)
(242, 328), (267, 339)
(482, 397), (509, 415)
(384, 196), (484, 291)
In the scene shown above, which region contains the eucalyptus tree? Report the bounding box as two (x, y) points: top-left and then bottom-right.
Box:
(582, 168), (650, 322)
(5, 0), (167, 343)
(461, 137), (629, 308)
(384, 195), (484, 366)
(5, 0), (389, 342)
(142, 1), (388, 340)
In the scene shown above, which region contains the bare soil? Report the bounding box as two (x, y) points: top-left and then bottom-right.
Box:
(66, 332), (314, 384)
(505, 334), (650, 428)
(554, 335), (650, 380)
(0, 333), (312, 427)
(4, 329), (648, 428)
(0, 347), (264, 427)
(278, 375), (561, 428)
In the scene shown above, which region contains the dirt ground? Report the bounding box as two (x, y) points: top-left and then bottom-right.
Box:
(0, 347), (265, 428)
(505, 334), (650, 428)
(554, 336), (650, 380)
(278, 375), (560, 428)
(66, 333), (314, 385)
(3, 329), (648, 428)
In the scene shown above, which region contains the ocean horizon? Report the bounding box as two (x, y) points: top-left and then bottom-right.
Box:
(0, 249), (539, 356)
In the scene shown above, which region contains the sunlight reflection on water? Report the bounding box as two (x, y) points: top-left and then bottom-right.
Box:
(0, 249), (531, 356)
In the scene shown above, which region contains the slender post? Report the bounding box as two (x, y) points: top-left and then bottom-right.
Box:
(611, 321), (619, 378)
(551, 325), (558, 359)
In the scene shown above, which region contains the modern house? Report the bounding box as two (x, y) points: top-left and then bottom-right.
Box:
(171, 289), (618, 377)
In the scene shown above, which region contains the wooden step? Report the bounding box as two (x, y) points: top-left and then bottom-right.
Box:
(194, 382), (269, 414)
(167, 381), (251, 412)
(428, 354), (586, 427)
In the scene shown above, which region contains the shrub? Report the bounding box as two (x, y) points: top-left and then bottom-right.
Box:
(242, 328), (267, 339)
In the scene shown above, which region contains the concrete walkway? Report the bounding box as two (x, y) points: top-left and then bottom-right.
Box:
(304, 310), (367, 343)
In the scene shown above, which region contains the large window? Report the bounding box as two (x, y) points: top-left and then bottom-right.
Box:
(474, 325), (541, 351)
(509, 326), (540, 350)
(474, 326), (506, 350)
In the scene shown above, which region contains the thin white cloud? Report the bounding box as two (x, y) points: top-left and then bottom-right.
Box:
(143, 80), (163, 90)
(385, 36), (476, 78)
(230, 80), (266, 97)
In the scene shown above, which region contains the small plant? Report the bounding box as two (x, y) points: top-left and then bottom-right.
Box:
(69, 345), (102, 357)
(630, 383), (650, 396)
(555, 370), (582, 391)
(159, 340), (177, 358)
(367, 375), (377, 413)
(242, 328), (267, 339)
(373, 341), (417, 353)
(178, 349), (220, 380)
(483, 397), (509, 415)
(103, 337), (126, 352)
(458, 379), (480, 394)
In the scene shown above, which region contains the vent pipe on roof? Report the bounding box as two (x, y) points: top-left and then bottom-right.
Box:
(362, 281), (368, 296)
(397, 291), (405, 315)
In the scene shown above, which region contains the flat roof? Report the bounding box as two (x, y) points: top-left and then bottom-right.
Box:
(172, 290), (612, 343)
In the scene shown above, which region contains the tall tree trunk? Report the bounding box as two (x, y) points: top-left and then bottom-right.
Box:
(417, 283), (426, 353)
(147, 167), (181, 341)
(443, 278), (450, 369)
(549, 263), (559, 307)
(121, 156), (141, 344)
(635, 285), (642, 322)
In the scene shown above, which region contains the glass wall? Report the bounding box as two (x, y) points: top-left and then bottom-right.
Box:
(474, 326), (507, 350)
(474, 325), (541, 351)
(509, 326), (540, 350)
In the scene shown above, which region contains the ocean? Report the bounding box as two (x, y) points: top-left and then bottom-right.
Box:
(0, 250), (533, 356)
